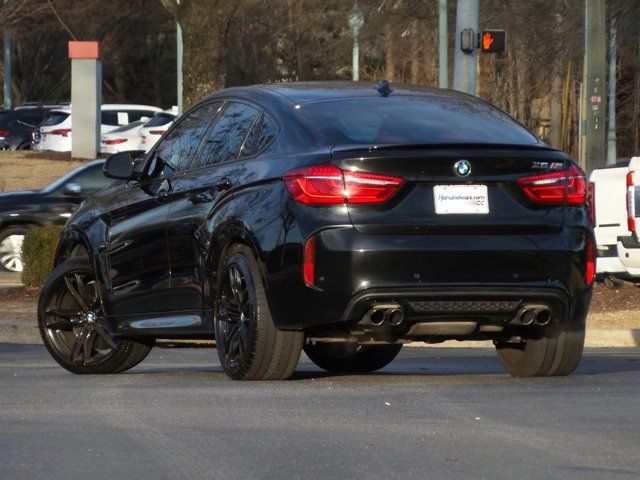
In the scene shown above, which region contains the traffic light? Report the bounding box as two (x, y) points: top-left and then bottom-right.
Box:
(480, 30), (506, 53)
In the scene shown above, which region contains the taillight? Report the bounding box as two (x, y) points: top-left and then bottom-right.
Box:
(103, 138), (127, 145)
(303, 236), (316, 286)
(627, 171), (636, 233)
(588, 181), (595, 224)
(284, 164), (403, 205)
(585, 235), (595, 286)
(51, 129), (71, 137)
(517, 164), (586, 205)
(0, 129), (10, 137)
(149, 130), (166, 135)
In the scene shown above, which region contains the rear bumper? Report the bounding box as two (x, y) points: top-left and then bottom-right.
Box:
(617, 236), (640, 277)
(266, 225), (593, 330)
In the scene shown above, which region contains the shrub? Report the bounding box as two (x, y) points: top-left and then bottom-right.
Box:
(21, 226), (64, 287)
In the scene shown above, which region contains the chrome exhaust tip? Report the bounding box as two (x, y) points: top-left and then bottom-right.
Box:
(534, 308), (552, 326)
(369, 309), (386, 326)
(518, 308), (536, 326)
(388, 308), (404, 326)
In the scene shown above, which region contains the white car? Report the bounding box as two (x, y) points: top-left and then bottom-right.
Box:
(589, 159), (631, 280)
(138, 107), (178, 152)
(618, 156), (640, 278)
(35, 104), (161, 152)
(100, 119), (150, 154)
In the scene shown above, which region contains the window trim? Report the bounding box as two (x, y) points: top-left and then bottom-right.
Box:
(138, 100), (224, 182)
(186, 99), (264, 173)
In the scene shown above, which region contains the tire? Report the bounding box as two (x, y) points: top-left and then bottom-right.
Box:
(495, 323), (585, 377)
(0, 226), (29, 272)
(303, 342), (402, 373)
(38, 257), (153, 374)
(17, 141), (31, 150)
(214, 244), (303, 380)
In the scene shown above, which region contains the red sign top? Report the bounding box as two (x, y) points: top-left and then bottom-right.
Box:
(68, 41), (100, 60)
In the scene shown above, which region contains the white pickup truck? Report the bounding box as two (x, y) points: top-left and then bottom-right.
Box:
(590, 156), (640, 284)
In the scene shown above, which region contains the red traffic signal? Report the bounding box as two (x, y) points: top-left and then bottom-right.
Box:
(480, 30), (506, 53)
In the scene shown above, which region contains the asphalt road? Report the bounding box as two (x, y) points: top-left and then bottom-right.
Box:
(1, 345), (639, 480)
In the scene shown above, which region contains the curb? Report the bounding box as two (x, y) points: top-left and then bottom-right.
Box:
(1, 322), (638, 348)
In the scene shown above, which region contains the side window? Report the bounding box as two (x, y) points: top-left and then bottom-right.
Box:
(197, 102), (260, 168)
(245, 113), (278, 156)
(101, 111), (120, 126)
(146, 102), (222, 179)
(69, 164), (110, 195)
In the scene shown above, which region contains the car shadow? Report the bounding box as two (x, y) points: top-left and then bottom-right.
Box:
(122, 350), (640, 380)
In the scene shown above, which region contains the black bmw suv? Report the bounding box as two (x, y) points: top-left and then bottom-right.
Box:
(38, 82), (594, 380)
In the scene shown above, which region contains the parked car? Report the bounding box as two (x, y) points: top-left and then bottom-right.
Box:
(38, 82), (593, 380)
(138, 107), (178, 152)
(34, 104), (162, 152)
(100, 119), (151, 154)
(588, 158), (635, 283)
(617, 156), (640, 277)
(0, 104), (60, 150)
(0, 160), (108, 272)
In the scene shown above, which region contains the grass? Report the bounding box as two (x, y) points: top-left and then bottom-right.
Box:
(0, 150), (97, 192)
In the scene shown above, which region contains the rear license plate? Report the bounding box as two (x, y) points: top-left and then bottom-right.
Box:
(434, 185), (489, 214)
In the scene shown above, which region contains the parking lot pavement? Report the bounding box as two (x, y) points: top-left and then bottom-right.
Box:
(1, 346), (639, 480)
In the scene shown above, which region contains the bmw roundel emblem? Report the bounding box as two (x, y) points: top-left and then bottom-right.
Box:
(454, 159), (472, 177)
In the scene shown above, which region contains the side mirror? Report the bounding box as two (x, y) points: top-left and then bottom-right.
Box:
(104, 151), (136, 180)
(63, 182), (81, 196)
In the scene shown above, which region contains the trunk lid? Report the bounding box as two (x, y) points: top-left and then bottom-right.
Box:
(331, 144), (569, 235)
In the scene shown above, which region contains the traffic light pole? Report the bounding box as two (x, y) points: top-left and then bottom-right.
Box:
(583, 0), (607, 175)
(453, 0), (478, 95)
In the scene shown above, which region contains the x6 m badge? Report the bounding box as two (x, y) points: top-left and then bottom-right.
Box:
(454, 159), (472, 177)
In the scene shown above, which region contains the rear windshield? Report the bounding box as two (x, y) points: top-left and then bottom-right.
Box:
(296, 96), (540, 146)
(144, 113), (175, 127)
(110, 120), (145, 133)
(42, 112), (70, 127)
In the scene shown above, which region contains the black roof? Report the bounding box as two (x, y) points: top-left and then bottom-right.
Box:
(206, 81), (477, 106)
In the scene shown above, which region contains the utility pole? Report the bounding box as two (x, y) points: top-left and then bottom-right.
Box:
(607, 18), (617, 165)
(176, 0), (183, 115)
(3, 0), (12, 109)
(347, 3), (364, 82)
(583, 0), (607, 176)
(438, 0), (448, 88)
(453, 0), (478, 95)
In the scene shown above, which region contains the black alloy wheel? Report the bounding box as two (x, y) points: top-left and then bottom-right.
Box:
(38, 257), (152, 374)
(214, 244), (303, 380)
(215, 264), (252, 370)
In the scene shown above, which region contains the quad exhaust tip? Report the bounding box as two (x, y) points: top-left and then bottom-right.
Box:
(516, 305), (552, 326)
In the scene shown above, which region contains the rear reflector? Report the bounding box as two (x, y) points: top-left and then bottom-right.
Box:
(51, 129), (71, 137)
(627, 171), (636, 233)
(585, 235), (595, 286)
(284, 164), (403, 205)
(149, 130), (166, 135)
(103, 138), (127, 145)
(588, 181), (595, 224)
(303, 236), (316, 286)
(517, 164), (586, 205)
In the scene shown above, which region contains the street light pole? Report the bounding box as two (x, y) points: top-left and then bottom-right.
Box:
(607, 18), (617, 165)
(176, 0), (183, 115)
(347, 3), (364, 82)
(3, 0), (12, 109)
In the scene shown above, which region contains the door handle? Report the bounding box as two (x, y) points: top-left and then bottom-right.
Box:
(215, 178), (233, 192)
